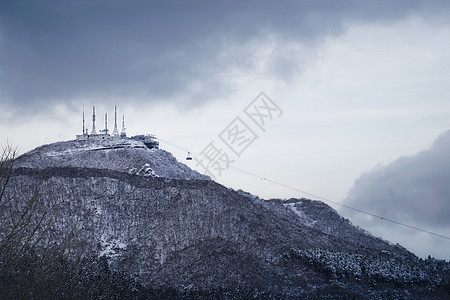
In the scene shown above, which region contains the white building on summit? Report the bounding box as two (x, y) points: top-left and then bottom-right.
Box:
(76, 106), (159, 149)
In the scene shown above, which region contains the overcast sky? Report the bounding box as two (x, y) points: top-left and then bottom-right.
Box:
(1, 0), (449, 260)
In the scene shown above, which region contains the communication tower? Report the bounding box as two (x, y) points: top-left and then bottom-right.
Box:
(91, 106), (97, 135)
(112, 106), (120, 136)
(82, 105), (85, 135)
(120, 115), (127, 137)
(103, 113), (109, 135)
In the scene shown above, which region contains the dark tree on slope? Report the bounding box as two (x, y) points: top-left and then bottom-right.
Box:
(0, 145), (150, 299)
(0, 145), (79, 298)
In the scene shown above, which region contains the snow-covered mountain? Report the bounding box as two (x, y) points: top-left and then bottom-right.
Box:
(3, 138), (450, 298)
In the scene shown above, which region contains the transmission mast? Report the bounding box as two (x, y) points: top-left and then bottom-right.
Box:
(82, 105), (85, 135)
(120, 115), (127, 137)
(112, 106), (120, 136)
(104, 113), (109, 135)
(91, 106), (97, 135)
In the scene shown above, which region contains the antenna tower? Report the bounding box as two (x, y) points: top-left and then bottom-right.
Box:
(82, 105), (85, 135)
(121, 115), (127, 137)
(104, 113), (109, 134)
(91, 106), (97, 135)
(112, 106), (120, 136)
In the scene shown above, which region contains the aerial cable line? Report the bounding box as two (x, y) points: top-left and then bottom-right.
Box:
(157, 137), (450, 241)
(228, 165), (450, 241)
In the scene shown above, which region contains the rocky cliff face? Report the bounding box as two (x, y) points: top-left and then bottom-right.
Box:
(5, 139), (450, 298)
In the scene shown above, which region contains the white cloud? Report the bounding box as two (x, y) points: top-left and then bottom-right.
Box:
(342, 130), (450, 259)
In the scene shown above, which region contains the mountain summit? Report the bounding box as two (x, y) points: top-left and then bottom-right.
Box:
(15, 138), (208, 181)
(3, 138), (449, 298)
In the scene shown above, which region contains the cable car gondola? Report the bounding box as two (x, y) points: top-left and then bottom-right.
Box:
(186, 152), (193, 160)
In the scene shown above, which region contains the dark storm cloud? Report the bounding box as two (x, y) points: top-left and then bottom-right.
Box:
(344, 130), (450, 228)
(0, 0), (449, 109)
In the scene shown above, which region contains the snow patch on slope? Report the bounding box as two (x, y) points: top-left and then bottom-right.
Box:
(128, 163), (159, 177)
(285, 202), (317, 227)
(44, 139), (145, 156)
(100, 235), (128, 258)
